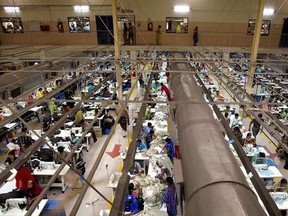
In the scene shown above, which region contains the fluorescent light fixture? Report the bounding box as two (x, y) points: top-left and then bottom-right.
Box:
(263, 8), (274, 16)
(174, 5), (190, 13)
(74, 5), (89, 12)
(4, 6), (20, 12)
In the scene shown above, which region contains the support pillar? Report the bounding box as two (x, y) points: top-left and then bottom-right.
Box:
(246, 0), (266, 94)
(112, 0), (123, 100)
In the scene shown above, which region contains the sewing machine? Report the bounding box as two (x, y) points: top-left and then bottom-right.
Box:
(270, 192), (288, 210)
(32, 161), (69, 193)
(107, 172), (122, 189)
(253, 163), (269, 171)
(0, 199), (48, 215)
(42, 161), (56, 170)
(1, 198), (27, 213)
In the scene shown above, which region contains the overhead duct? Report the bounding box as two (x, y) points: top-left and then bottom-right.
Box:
(171, 53), (269, 216)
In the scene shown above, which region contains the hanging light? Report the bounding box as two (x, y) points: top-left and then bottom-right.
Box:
(263, 8), (274, 16)
(4, 6), (20, 12)
(174, 5), (190, 13)
(74, 5), (89, 12)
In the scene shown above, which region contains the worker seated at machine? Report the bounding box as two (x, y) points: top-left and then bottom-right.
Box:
(271, 178), (288, 192)
(0, 165), (42, 210)
(213, 91), (224, 102)
(222, 105), (231, 113)
(101, 87), (111, 98)
(129, 161), (144, 176)
(280, 109), (288, 119)
(252, 152), (268, 167)
(243, 133), (256, 147)
(70, 133), (79, 145)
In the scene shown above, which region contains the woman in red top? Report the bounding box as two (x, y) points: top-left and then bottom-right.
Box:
(15, 166), (42, 205)
(160, 83), (172, 101)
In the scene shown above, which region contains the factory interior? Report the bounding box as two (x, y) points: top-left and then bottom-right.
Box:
(0, 0), (288, 216)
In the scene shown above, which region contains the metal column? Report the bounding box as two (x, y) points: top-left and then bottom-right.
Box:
(112, 0), (123, 100)
(246, 0), (266, 94)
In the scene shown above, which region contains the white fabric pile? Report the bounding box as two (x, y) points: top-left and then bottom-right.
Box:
(142, 139), (165, 157)
(134, 209), (167, 216)
(153, 112), (167, 121)
(142, 183), (166, 207)
(155, 104), (169, 114)
(154, 129), (169, 138)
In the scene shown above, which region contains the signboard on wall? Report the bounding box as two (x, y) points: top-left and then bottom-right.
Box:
(0, 17), (24, 33)
(247, 19), (271, 36)
(68, 17), (90, 33)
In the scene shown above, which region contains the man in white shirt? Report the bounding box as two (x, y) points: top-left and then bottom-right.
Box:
(229, 113), (241, 128)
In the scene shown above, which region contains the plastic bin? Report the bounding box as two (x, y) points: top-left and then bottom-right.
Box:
(103, 128), (111, 135)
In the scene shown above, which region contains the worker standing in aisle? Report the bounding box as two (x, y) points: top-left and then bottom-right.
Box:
(119, 109), (129, 138)
(123, 23), (128, 45)
(160, 83), (172, 101)
(193, 26), (199, 46)
(163, 138), (175, 162)
(128, 22), (134, 45)
(176, 24), (182, 33)
(162, 177), (178, 216)
(248, 113), (264, 138)
(16, 127), (34, 148)
(156, 25), (162, 45)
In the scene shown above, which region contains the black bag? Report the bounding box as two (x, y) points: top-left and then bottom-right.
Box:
(38, 148), (54, 161)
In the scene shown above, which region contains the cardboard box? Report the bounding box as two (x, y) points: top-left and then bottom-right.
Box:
(93, 126), (102, 138)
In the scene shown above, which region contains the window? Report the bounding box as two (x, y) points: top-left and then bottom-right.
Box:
(0, 17), (24, 33)
(166, 17), (188, 33)
(247, 19), (271, 36)
(68, 17), (90, 33)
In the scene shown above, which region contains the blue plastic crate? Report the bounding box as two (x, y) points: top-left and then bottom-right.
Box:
(104, 128), (111, 134)
(42, 200), (66, 216)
